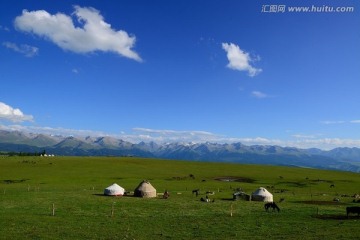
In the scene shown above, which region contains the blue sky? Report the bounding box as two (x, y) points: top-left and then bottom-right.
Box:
(1, 0), (359, 149)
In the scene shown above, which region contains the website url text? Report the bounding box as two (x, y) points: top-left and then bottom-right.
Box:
(261, 5), (355, 13)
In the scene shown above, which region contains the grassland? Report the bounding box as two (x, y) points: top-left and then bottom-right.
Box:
(0, 156), (359, 239)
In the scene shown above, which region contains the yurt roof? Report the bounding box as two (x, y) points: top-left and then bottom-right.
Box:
(104, 183), (125, 195)
(135, 180), (156, 192)
(252, 187), (272, 196)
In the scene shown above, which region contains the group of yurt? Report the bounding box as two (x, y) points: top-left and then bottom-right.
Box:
(104, 180), (274, 204)
(104, 180), (158, 198)
(233, 187), (274, 202)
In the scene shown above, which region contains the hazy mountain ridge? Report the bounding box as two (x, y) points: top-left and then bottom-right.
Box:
(0, 130), (359, 172)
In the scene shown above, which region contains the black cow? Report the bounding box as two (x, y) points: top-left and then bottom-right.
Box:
(264, 202), (280, 212)
(192, 189), (200, 197)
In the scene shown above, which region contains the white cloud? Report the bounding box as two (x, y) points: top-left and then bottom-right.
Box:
(251, 91), (268, 99)
(14, 6), (142, 61)
(2, 41), (38, 57)
(291, 138), (360, 150)
(292, 134), (317, 139)
(222, 42), (262, 77)
(320, 120), (346, 125)
(0, 124), (110, 138)
(130, 128), (217, 143)
(124, 128), (360, 150)
(320, 120), (360, 125)
(0, 102), (33, 122)
(0, 25), (10, 31)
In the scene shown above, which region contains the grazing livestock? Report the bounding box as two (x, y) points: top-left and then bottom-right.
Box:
(346, 206), (360, 217)
(163, 190), (170, 199)
(264, 202), (280, 212)
(200, 196), (214, 203)
(330, 184), (335, 188)
(192, 189), (200, 196)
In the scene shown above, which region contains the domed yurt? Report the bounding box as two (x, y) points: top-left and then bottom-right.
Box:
(104, 183), (125, 196)
(251, 187), (273, 202)
(134, 180), (157, 198)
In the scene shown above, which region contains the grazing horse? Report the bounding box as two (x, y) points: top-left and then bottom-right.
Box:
(346, 206), (360, 217)
(192, 189), (200, 197)
(264, 202), (280, 212)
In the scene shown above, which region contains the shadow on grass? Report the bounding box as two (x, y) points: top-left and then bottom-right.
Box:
(214, 176), (255, 183)
(312, 214), (360, 220)
(220, 198), (236, 201)
(295, 200), (348, 205)
(93, 193), (141, 198)
(2, 179), (29, 184)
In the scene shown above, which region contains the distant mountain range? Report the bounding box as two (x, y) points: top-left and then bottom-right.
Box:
(1, 130), (360, 172)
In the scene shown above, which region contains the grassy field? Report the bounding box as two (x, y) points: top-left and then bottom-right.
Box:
(0, 156), (359, 239)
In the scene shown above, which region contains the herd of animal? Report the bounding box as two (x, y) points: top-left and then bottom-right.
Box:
(264, 202), (360, 218)
(192, 189), (360, 218)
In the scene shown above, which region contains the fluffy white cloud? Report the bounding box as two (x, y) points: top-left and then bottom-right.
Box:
(2, 41), (38, 57)
(14, 6), (142, 61)
(0, 102), (33, 122)
(222, 42), (262, 77)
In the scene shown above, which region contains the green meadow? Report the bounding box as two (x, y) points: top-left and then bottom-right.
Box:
(0, 156), (359, 239)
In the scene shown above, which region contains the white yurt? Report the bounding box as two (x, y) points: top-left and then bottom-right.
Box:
(134, 180), (157, 198)
(251, 187), (273, 202)
(104, 183), (125, 196)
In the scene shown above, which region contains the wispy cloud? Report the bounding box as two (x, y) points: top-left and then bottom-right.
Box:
(222, 42), (262, 77)
(321, 120), (360, 125)
(320, 120), (346, 125)
(2, 41), (38, 57)
(292, 134), (317, 139)
(290, 138), (360, 150)
(0, 124), (108, 138)
(251, 91), (269, 99)
(129, 128), (218, 143)
(0, 25), (10, 31)
(14, 6), (142, 61)
(0, 102), (34, 122)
